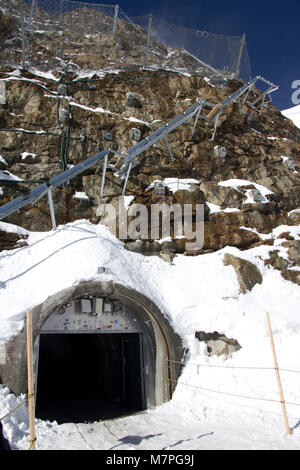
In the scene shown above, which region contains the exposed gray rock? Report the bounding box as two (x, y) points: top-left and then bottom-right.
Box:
(126, 92), (143, 108)
(0, 229), (28, 251)
(129, 127), (141, 142)
(248, 189), (264, 202)
(223, 253), (263, 294)
(154, 180), (166, 195)
(264, 250), (290, 271)
(159, 249), (175, 263)
(282, 240), (300, 266)
(200, 181), (245, 208)
(195, 331), (241, 357)
(281, 269), (300, 285)
(289, 210), (300, 225)
(214, 145), (227, 159)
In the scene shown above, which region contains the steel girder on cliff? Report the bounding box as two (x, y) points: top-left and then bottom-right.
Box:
(0, 75), (278, 228)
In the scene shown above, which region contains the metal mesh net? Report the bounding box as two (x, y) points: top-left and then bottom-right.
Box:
(0, 0), (252, 81)
(147, 17), (251, 80)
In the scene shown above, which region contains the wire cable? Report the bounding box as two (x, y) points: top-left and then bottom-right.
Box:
(168, 377), (300, 407)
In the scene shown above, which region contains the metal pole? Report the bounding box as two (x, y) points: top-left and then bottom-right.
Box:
(112, 4), (119, 37)
(163, 136), (174, 161)
(210, 113), (220, 141)
(100, 153), (108, 200)
(122, 162), (132, 196)
(192, 103), (204, 135)
(47, 189), (57, 230)
(59, 0), (63, 32)
(234, 33), (246, 79)
(144, 14), (153, 67)
(28, 0), (37, 30)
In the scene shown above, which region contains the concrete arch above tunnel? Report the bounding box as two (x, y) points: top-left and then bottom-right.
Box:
(0, 281), (184, 423)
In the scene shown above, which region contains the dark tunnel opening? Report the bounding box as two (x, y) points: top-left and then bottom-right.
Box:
(35, 333), (146, 423)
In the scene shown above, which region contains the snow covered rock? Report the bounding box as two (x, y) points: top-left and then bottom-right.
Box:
(0, 223), (28, 251)
(223, 253), (262, 294)
(195, 331), (241, 358)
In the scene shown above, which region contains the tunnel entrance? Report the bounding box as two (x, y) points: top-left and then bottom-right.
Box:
(0, 282), (184, 415)
(35, 332), (145, 423)
(34, 295), (157, 424)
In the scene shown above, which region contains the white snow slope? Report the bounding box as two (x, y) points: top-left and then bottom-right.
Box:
(282, 104), (300, 129)
(0, 219), (300, 450)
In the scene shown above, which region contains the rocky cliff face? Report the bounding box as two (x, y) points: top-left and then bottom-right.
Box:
(0, 6), (300, 285)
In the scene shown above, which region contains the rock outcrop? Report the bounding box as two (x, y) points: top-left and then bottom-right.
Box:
(223, 253), (263, 294)
(0, 228), (28, 251)
(0, 5), (299, 285)
(195, 331), (242, 357)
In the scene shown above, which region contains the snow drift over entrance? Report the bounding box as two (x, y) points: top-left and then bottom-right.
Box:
(0, 219), (300, 449)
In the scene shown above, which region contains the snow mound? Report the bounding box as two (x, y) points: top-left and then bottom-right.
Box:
(0, 220), (300, 449)
(282, 104), (300, 129)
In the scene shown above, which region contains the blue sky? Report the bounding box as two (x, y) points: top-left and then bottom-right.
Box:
(75, 0), (299, 111)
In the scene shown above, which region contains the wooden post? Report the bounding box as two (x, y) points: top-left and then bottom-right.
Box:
(265, 312), (291, 436)
(26, 310), (36, 450)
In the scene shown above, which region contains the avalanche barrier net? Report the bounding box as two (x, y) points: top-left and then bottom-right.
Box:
(0, 0), (251, 82)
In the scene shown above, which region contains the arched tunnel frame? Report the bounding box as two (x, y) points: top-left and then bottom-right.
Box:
(0, 280), (184, 421)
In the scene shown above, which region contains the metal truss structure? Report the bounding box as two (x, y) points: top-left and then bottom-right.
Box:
(0, 76), (278, 229)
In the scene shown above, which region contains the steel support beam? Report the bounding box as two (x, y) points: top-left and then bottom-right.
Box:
(47, 189), (57, 231)
(163, 136), (175, 161)
(0, 77), (278, 223)
(100, 153), (108, 200)
(122, 162), (133, 196)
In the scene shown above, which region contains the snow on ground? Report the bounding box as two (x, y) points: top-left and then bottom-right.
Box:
(163, 178), (199, 193)
(218, 179), (274, 204)
(0, 156), (8, 166)
(72, 191), (90, 201)
(282, 104), (300, 129)
(20, 152), (37, 160)
(0, 219), (300, 450)
(28, 69), (59, 82)
(218, 179), (273, 197)
(0, 221), (29, 237)
(206, 202), (240, 214)
(147, 178), (199, 193)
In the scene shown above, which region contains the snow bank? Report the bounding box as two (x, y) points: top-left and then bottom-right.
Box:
(218, 179), (273, 204)
(72, 191), (89, 201)
(218, 179), (273, 197)
(147, 178), (199, 193)
(282, 104), (300, 129)
(0, 220), (300, 449)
